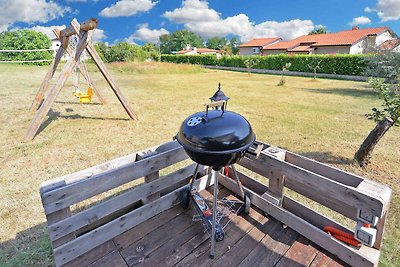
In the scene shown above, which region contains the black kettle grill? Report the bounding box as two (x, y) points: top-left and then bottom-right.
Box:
(176, 84), (260, 259)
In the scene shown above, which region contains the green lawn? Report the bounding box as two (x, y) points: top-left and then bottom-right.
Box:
(0, 62), (399, 266)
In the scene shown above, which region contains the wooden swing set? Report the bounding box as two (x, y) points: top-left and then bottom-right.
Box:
(25, 18), (137, 141)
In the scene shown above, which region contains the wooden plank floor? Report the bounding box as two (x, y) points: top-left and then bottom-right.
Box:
(66, 187), (349, 267)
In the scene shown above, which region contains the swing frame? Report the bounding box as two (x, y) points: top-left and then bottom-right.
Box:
(26, 18), (138, 141)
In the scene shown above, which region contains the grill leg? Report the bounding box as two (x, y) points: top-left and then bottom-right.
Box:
(210, 169), (219, 259)
(189, 163), (200, 191)
(231, 165), (245, 200)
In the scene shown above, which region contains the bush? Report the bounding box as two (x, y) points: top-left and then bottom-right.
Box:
(160, 54), (371, 76)
(0, 30), (53, 65)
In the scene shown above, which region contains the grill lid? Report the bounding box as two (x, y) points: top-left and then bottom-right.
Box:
(176, 108), (255, 154)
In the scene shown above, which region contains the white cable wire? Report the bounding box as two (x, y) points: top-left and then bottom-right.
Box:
(0, 59), (53, 63)
(0, 48), (54, 52)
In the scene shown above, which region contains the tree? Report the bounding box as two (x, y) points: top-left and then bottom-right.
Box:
(244, 57), (259, 75)
(94, 42), (109, 62)
(159, 30), (204, 54)
(206, 37), (228, 50)
(105, 42), (148, 62)
(0, 30), (53, 65)
(309, 27), (327, 35)
(142, 42), (160, 61)
(354, 52), (400, 166)
(229, 37), (240, 55)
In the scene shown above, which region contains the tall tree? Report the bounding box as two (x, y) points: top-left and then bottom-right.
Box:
(159, 30), (204, 54)
(354, 52), (400, 166)
(0, 30), (52, 65)
(229, 37), (240, 55)
(206, 37), (228, 50)
(309, 27), (327, 35)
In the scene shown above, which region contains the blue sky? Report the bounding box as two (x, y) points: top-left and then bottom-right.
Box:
(0, 0), (399, 45)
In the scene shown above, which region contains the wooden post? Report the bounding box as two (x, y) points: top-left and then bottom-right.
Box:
(86, 43), (138, 120)
(136, 151), (161, 203)
(24, 27), (89, 140)
(30, 29), (67, 112)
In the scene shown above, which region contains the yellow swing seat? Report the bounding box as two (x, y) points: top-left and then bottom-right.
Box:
(73, 87), (93, 103)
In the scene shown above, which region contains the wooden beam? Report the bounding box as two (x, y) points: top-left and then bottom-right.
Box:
(86, 42), (138, 120)
(40, 141), (181, 193)
(24, 30), (89, 140)
(239, 151), (388, 219)
(52, 187), (181, 267)
(218, 174), (380, 267)
(30, 28), (67, 112)
(41, 146), (188, 214)
(47, 164), (202, 242)
(60, 18), (98, 37)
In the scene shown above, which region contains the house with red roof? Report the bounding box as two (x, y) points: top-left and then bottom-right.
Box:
(238, 37), (281, 55)
(176, 45), (224, 58)
(378, 38), (400, 52)
(259, 27), (398, 55)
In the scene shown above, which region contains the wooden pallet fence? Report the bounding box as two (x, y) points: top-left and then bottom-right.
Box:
(218, 141), (391, 267)
(40, 141), (210, 266)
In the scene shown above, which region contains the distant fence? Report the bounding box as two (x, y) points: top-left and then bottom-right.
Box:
(204, 65), (368, 81)
(0, 48), (54, 64)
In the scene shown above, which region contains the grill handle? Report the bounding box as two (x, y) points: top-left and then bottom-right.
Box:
(204, 100), (227, 115)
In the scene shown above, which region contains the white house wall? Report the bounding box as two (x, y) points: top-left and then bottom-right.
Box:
(239, 47), (258, 56)
(376, 31), (393, 46)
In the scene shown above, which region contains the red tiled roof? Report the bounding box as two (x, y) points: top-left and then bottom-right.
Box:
(239, 38), (281, 47)
(264, 27), (388, 50)
(378, 38), (400, 50)
(287, 45), (314, 52)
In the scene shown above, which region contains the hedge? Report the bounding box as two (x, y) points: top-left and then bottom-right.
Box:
(161, 54), (371, 76)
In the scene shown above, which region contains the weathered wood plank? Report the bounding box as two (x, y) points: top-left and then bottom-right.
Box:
(274, 236), (319, 267)
(113, 205), (185, 251)
(42, 146), (188, 214)
(240, 150), (387, 219)
(309, 251), (347, 267)
(178, 193), (266, 267)
(87, 250), (127, 267)
(227, 169), (353, 234)
(210, 216), (276, 267)
(218, 175), (380, 267)
(53, 187), (182, 266)
(120, 210), (195, 266)
(62, 240), (116, 267)
(30, 31), (65, 112)
(40, 141), (181, 194)
(238, 223), (299, 267)
(60, 18), (98, 37)
(85, 42), (138, 120)
(48, 164), (200, 242)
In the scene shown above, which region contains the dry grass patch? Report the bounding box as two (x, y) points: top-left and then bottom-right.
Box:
(0, 62), (398, 266)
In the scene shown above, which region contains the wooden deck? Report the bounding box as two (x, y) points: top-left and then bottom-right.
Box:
(64, 187), (347, 267)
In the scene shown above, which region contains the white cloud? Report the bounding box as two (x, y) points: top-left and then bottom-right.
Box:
(0, 0), (69, 32)
(99, 0), (158, 18)
(164, 0), (219, 23)
(365, 0), (400, 22)
(126, 24), (168, 43)
(350, 16), (371, 26)
(163, 0), (315, 41)
(29, 25), (66, 39)
(91, 29), (107, 43)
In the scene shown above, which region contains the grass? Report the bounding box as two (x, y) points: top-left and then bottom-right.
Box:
(0, 62), (399, 266)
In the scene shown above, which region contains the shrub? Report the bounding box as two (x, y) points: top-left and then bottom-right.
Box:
(160, 54), (371, 76)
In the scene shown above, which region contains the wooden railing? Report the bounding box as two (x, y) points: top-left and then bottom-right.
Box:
(40, 140), (391, 267)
